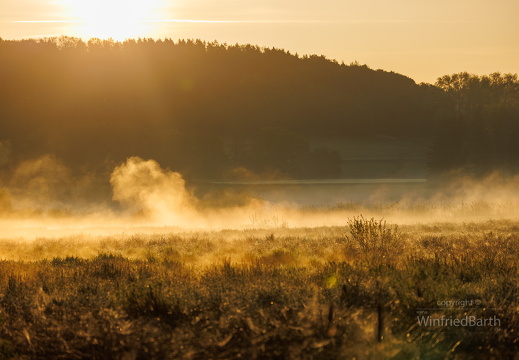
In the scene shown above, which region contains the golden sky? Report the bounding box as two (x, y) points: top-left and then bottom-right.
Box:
(1, 0), (518, 83)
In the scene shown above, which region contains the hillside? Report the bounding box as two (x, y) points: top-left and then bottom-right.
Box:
(0, 37), (442, 178)
(0, 37), (517, 183)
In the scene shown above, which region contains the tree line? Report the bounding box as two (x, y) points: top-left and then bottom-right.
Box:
(429, 72), (519, 177)
(0, 36), (517, 180)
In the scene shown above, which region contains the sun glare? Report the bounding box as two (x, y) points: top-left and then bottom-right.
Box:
(64, 0), (166, 40)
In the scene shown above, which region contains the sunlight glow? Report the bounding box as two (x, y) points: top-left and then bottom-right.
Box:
(64, 0), (167, 40)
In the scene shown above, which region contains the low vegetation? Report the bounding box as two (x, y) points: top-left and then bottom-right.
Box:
(0, 218), (517, 359)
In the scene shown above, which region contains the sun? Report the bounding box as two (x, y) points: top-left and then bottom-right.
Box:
(64, 0), (166, 41)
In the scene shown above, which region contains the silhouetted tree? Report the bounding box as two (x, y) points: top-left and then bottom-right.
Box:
(430, 72), (519, 176)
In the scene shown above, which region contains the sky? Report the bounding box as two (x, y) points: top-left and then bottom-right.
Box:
(1, 0), (518, 83)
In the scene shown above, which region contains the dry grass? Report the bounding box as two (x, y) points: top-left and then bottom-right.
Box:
(0, 219), (517, 359)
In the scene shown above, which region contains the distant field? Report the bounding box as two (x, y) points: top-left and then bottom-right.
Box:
(206, 135), (433, 207)
(0, 218), (517, 359)
(199, 180), (428, 206)
(309, 136), (432, 178)
(208, 179), (426, 185)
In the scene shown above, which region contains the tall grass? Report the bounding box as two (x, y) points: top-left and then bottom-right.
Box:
(0, 219), (517, 359)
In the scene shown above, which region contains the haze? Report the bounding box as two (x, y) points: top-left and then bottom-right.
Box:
(0, 2), (518, 357)
(1, 0), (518, 83)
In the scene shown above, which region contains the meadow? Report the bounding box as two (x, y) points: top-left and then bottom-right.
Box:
(0, 215), (517, 359)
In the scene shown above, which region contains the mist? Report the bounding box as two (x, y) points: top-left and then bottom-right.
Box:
(110, 156), (196, 225)
(1, 154), (519, 240)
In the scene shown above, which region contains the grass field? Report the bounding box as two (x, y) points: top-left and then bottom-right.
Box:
(0, 216), (517, 359)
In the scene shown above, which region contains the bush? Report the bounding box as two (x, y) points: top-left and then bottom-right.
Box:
(347, 216), (403, 259)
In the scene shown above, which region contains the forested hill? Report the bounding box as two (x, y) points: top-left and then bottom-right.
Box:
(0, 38), (437, 166)
(0, 37), (517, 180)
